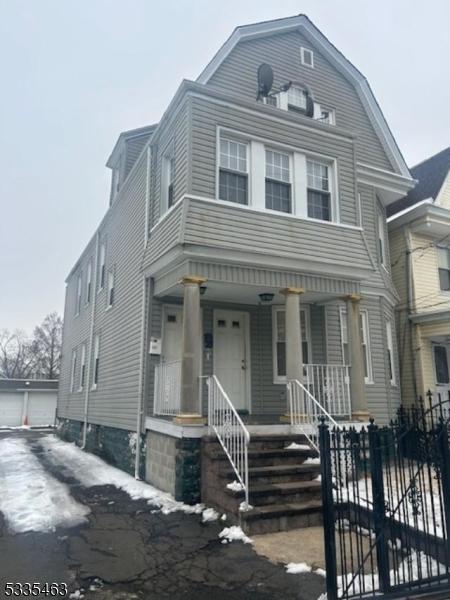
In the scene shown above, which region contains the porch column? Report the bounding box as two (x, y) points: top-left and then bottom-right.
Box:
(345, 294), (370, 422)
(175, 275), (206, 425)
(281, 287), (305, 382)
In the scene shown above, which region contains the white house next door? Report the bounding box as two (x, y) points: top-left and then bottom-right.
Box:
(213, 309), (250, 412)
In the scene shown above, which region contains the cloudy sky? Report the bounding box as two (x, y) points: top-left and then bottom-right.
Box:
(1, 0), (449, 333)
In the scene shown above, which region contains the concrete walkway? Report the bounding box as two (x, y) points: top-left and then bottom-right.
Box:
(0, 431), (325, 599)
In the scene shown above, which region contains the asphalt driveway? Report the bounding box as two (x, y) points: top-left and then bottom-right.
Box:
(0, 430), (325, 599)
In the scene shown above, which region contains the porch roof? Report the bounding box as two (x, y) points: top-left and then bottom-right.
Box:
(153, 259), (360, 303)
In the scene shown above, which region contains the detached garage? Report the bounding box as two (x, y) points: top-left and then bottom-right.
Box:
(0, 379), (58, 428)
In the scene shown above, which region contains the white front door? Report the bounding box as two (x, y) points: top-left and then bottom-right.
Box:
(213, 309), (249, 411)
(162, 305), (183, 362)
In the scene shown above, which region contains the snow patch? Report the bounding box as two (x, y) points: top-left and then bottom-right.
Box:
(218, 525), (252, 544)
(304, 457), (320, 465)
(202, 508), (219, 522)
(286, 443), (311, 451)
(226, 480), (243, 492)
(0, 437), (90, 534)
(40, 435), (204, 516)
(286, 562), (312, 574)
(315, 568), (326, 578)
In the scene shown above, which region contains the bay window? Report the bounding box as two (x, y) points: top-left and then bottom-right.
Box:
(307, 160), (331, 221)
(219, 138), (248, 205)
(265, 149), (291, 213)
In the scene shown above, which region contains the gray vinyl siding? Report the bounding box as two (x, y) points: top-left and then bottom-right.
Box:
(190, 95), (358, 227)
(59, 150), (148, 431)
(206, 30), (393, 171)
(124, 134), (152, 180)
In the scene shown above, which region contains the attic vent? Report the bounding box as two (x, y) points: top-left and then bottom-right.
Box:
(300, 47), (314, 68)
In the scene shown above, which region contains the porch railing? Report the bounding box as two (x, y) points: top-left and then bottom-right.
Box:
(304, 363), (351, 419)
(153, 360), (182, 416)
(207, 375), (251, 508)
(288, 378), (339, 453)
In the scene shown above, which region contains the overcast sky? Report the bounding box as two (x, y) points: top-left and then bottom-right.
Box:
(1, 0), (449, 333)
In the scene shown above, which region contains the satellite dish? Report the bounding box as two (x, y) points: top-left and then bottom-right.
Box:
(257, 63), (274, 98)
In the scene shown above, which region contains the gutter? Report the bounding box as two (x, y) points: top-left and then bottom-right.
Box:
(82, 231), (99, 449)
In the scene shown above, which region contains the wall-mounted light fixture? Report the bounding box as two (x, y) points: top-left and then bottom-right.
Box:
(259, 292), (274, 303)
(200, 286), (207, 296)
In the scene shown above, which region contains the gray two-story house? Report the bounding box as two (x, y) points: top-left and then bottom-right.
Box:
(58, 15), (415, 532)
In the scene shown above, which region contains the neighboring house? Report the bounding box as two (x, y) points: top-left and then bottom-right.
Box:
(388, 147), (450, 405)
(58, 15), (414, 528)
(0, 379), (58, 427)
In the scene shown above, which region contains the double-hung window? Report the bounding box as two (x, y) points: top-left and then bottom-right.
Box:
(107, 270), (115, 308)
(307, 160), (331, 221)
(265, 149), (291, 213)
(98, 242), (106, 291)
(79, 344), (86, 391)
(340, 309), (373, 383)
(92, 335), (100, 389)
(438, 247), (450, 291)
(76, 274), (82, 316)
(273, 307), (310, 383)
(219, 138), (248, 205)
(434, 345), (450, 385)
(86, 262), (92, 305)
(378, 211), (387, 267)
(386, 320), (396, 385)
(70, 350), (77, 393)
(163, 154), (175, 210)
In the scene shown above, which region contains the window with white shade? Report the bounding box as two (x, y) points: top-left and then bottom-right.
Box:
(340, 308), (373, 384)
(378, 211), (387, 267)
(86, 262), (92, 305)
(75, 274), (82, 316)
(386, 320), (396, 385)
(163, 153), (175, 210)
(92, 335), (100, 389)
(219, 138), (248, 205)
(79, 344), (86, 391)
(70, 350), (77, 393)
(307, 160), (331, 221)
(265, 149), (291, 213)
(272, 307), (310, 383)
(107, 270), (115, 308)
(438, 247), (450, 291)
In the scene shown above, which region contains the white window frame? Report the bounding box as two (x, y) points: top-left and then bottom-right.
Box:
(386, 320), (396, 386)
(265, 148), (293, 214)
(216, 134), (250, 205)
(300, 47), (314, 68)
(70, 349), (77, 393)
(75, 273), (82, 316)
(79, 344), (86, 391)
(339, 307), (373, 384)
(92, 335), (100, 390)
(378, 210), (387, 267)
(107, 270), (115, 309)
(437, 247), (450, 293)
(433, 343), (450, 386)
(272, 305), (311, 384)
(306, 158), (336, 223)
(162, 150), (175, 213)
(98, 242), (106, 292)
(86, 261), (92, 305)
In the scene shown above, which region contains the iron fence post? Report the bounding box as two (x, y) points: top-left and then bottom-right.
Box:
(368, 420), (390, 593)
(319, 419), (338, 600)
(437, 420), (450, 561)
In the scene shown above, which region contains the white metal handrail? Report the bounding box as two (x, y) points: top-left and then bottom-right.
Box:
(288, 378), (340, 453)
(153, 360), (182, 416)
(207, 375), (251, 507)
(304, 364), (351, 419)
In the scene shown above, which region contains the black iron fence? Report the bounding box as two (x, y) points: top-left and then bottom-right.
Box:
(320, 391), (450, 599)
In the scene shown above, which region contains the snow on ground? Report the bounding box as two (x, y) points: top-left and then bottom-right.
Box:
(0, 437), (90, 533)
(40, 435), (205, 516)
(218, 525), (252, 544)
(202, 508), (219, 522)
(286, 443), (311, 451)
(286, 562), (312, 574)
(226, 480), (243, 491)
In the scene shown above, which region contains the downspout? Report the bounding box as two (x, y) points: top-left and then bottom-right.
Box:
(82, 231), (99, 449)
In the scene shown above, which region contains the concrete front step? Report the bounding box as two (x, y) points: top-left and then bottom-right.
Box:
(240, 500), (323, 535)
(225, 479), (322, 507)
(221, 463), (321, 485)
(202, 433), (313, 451)
(205, 447), (318, 468)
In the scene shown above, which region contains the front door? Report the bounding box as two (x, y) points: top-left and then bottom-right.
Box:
(213, 309), (249, 411)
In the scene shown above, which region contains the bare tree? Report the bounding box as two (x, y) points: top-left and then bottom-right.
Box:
(0, 329), (37, 379)
(32, 312), (63, 380)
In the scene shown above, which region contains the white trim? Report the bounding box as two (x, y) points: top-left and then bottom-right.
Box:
(85, 261), (92, 306)
(387, 198), (433, 223)
(272, 305), (311, 385)
(144, 147), (151, 246)
(91, 334), (100, 391)
(213, 309), (251, 412)
(432, 342), (450, 386)
(377, 210), (387, 267)
(300, 46), (314, 68)
(78, 344), (86, 392)
(75, 272), (82, 316)
(145, 416), (205, 438)
(196, 15), (409, 177)
(339, 306), (373, 384)
(386, 319), (396, 386)
(70, 350), (77, 394)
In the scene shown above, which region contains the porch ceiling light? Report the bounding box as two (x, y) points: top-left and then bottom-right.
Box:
(259, 292), (275, 303)
(200, 286), (207, 296)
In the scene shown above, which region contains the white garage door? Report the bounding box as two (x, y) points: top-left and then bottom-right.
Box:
(28, 392), (57, 427)
(0, 393), (24, 427)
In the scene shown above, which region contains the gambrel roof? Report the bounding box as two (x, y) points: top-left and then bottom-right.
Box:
(197, 14), (410, 178)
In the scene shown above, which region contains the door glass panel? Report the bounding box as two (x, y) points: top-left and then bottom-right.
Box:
(434, 346), (450, 384)
(217, 319), (226, 328)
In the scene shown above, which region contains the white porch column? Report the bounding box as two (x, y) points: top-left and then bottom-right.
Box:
(345, 294), (370, 422)
(281, 287), (305, 382)
(175, 275), (206, 425)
